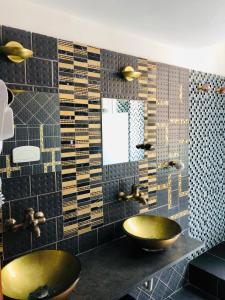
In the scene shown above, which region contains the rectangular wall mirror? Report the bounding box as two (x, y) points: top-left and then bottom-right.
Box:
(102, 98), (145, 165)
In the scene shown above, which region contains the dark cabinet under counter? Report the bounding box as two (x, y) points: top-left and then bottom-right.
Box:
(73, 235), (203, 300)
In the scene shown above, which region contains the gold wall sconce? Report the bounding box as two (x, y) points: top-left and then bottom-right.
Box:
(197, 83), (211, 92)
(122, 66), (142, 81)
(216, 86), (225, 95)
(0, 41), (33, 63)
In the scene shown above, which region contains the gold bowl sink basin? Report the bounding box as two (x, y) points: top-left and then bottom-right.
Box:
(2, 250), (81, 300)
(123, 215), (182, 251)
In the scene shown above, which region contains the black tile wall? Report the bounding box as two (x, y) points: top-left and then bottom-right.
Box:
(0, 26), (58, 90)
(26, 58), (53, 86)
(1, 24), (221, 300)
(101, 49), (139, 100)
(0, 25), (62, 260)
(32, 33), (58, 60)
(2, 26), (31, 48)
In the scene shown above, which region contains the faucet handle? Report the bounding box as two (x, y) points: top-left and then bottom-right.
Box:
(25, 208), (35, 214)
(34, 211), (45, 219)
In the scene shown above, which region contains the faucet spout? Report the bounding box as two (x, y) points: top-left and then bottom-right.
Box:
(118, 184), (148, 205)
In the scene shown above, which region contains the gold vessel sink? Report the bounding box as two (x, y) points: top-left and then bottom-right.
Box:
(2, 250), (81, 300)
(123, 215), (182, 251)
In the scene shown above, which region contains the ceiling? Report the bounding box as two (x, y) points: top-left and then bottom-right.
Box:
(30, 0), (225, 48)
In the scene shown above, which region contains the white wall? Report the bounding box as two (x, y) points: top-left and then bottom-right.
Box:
(1, 0), (225, 76)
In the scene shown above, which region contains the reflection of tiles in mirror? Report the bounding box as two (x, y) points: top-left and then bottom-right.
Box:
(102, 98), (145, 164)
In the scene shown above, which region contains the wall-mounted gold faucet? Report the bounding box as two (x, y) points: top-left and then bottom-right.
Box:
(118, 184), (148, 205)
(122, 66), (142, 81)
(0, 41), (33, 63)
(5, 208), (46, 238)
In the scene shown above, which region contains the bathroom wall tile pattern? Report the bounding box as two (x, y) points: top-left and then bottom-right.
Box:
(0, 24), (62, 261)
(138, 59), (157, 212)
(155, 63), (189, 231)
(0, 26), (58, 92)
(0, 92), (61, 179)
(58, 40), (103, 238)
(189, 70), (225, 252)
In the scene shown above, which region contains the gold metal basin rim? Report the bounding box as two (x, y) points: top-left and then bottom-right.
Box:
(123, 215), (182, 251)
(1, 250), (81, 300)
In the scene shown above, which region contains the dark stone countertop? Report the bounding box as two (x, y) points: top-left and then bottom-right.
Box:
(73, 235), (203, 300)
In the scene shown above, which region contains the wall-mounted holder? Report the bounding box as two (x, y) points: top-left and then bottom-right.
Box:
(197, 83), (211, 92)
(216, 86), (225, 94)
(0, 41), (33, 63)
(122, 66), (142, 81)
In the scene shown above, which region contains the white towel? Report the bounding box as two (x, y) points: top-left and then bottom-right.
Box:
(0, 79), (14, 143)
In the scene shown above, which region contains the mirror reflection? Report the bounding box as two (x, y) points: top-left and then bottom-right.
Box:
(102, 98), (145, 165)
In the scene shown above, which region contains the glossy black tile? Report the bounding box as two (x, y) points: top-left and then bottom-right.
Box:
(31, 173), (55, 195)
(38, 191), (62, 218)
(32, 33), (57, 60)
(2, 26), (31, 48)
(189, 264), (218, 296)
(2, 176), (30, 201)
(0, 58), (25, 84)
(208, 242), (225, 260)
(26, 57), (53, 86)
(190, 252), (225, 280)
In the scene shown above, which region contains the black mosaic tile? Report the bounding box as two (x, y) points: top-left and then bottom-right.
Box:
(26, 57), (53, 86)
(79, 230), (97, 253)
(28, 126), (40, 140)
(2, 176), (30, 201)
(15, 126), (28, 140)
(31, 172), (56, 195)
(38, 191), (62, 218)
(32, 33), (57, 60)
